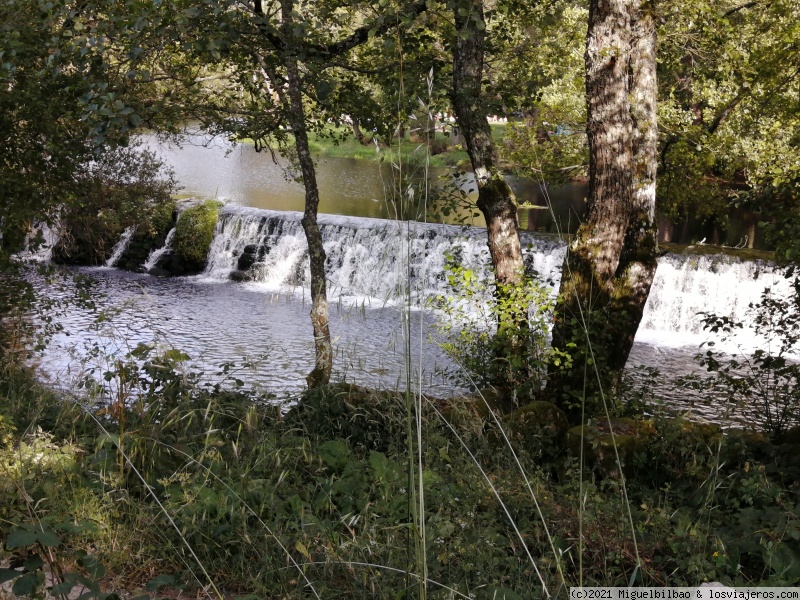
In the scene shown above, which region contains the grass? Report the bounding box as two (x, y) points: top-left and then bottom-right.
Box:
(239, 124), (509, 169)
(2, 347), (800, 599)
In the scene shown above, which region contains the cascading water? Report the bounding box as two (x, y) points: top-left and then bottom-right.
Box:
(203, 205), (566, 303)
(202, 206), (791, 349)
(17, 222), (58, 262)
(104, 226), (135, 268)
(32, 204), (795, 423)
(143, 227), (176, 271)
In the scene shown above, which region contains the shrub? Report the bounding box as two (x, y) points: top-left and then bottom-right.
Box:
(686, 278), (800, 437)
(434, 255), (555, 397)
(52, 145), (178, 265)
(173, 199), (222, 267)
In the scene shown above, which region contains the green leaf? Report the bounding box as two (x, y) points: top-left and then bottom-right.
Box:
(0, 568), (22, 585)
(78, 554), (105, 579)
(36, 529), (61, 547)
(51, 580), (80, 596)
(146, 574), (175, 591)
(23, 555), (43, 571)
(12, 572), (41, 596)
(7, 528), (37, 548)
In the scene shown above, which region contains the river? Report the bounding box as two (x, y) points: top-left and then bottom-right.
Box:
(30, 135), (794, 426)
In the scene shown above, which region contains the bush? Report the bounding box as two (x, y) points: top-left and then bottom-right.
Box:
(434, 255), (555, 398)
(52, 145), (178, 265)
(685, 278), (800, 438)
(173, 199), (222, 267)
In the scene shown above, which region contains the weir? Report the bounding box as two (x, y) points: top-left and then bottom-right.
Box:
(200, 205), (789, 347)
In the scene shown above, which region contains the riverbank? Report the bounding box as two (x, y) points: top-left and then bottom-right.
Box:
(2, 357), (799, 598)
(290, 124), (506, 169)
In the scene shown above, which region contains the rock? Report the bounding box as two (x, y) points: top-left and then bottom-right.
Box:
(237, 252), (257, 271)
(148, 267), (171, 278)
(463, 388), (517, 417)
(229, 269), (255, 282)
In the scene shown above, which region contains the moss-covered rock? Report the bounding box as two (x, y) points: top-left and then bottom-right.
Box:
(439, 388), (517, 427)
(567, 417), (655, 477)
(173, 199), (222, 271)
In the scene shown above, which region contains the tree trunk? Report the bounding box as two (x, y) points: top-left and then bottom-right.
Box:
(549, 0), (658, 417)
(281, 0), (332, 387)
(351, 117), (370, 145)
(615, 0), (658, 370)
(451, 1), (524, 288)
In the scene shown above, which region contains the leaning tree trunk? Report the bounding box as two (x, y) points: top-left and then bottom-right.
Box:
(451, 1), (524, 289)
(450, 0), (529, 392)
(549, 0), (658, 418)
(281, 0), (332, 387)
(351, 117), (371, 145)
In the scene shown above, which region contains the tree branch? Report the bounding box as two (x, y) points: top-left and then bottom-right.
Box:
(254, 0), (430, 58)
(722, 1), (761, 18)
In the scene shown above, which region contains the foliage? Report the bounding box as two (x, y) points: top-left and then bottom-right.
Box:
(753, 176), (800, 262)
(52, 145), (178, 265)
(433, 255), (555, 394)
(684, 281), (800, 437)
(3, 356), (800, 596)
(173, 200), (222, 267)
(499, 2), (589, 184)
(655, 0), (800, 233)
(0, 0), (192, 258)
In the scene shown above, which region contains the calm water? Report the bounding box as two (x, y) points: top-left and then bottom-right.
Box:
(145, 133), (587, 233)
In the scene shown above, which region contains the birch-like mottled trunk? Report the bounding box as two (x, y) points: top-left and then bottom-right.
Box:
(451, 1), (524, 288)
(281, 0), (332, 387)
(549, 0), (658, 416)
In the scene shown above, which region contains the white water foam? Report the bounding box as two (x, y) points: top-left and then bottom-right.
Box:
(103, 226), (135, 268)
(143, 227), (176, 271)
(16, 222), (58, 262)
(199, 206), (793, 351)
(204, 206), (565, 303)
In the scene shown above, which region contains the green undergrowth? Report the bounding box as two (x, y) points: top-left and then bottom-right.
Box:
(1, 363), (800, 599)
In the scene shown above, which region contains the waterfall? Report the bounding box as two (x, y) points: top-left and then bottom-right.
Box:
(104, 226), (135, 268)
(201, 206), (792, 347)
(143, 227), (176, 271)
(638, 253), (791, 348)
(17, 222), (58, 262)
(203, 206), (565, 302)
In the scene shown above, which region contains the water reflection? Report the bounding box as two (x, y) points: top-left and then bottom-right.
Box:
(145, 133), (588, 233)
